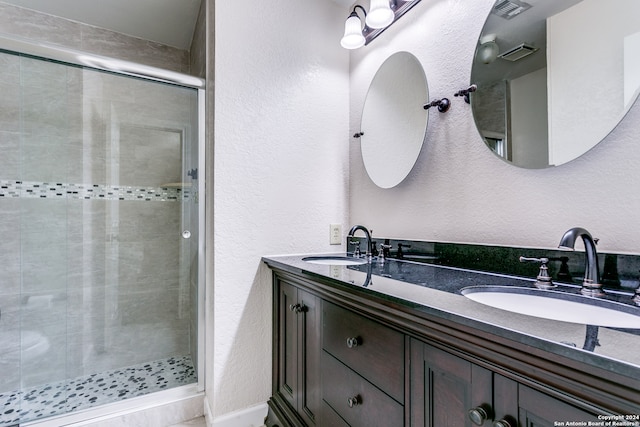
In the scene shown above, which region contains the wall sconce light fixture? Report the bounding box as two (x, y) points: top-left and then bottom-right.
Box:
(366, 0), (395, 29)
(340, 0), (422, 50)
(477, 34), (499, 64)
(341, 5), (368, 49)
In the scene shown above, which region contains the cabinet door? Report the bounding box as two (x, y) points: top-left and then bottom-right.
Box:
(278, 280), (299, 409)
(518, 385), (598, 427)
(410, 339), (493, 427)
(297, 288), (321, 426)
(276, 279), (321, 426)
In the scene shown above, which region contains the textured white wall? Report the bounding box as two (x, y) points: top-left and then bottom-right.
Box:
(510, 67), (548, 167)
(547, 0), (639, 165)
(349, 0), (640, 255)
(212, 0), (349, 418)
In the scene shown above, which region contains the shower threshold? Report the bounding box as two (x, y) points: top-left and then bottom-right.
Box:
(0, 355), (196, 426)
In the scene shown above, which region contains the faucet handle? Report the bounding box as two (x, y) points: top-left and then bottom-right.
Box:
(371, 241), (379, 257)
(519, 256), (548, 263)
(634, 290), (640, 306)
(350, 240), (361, 257)
(397, 243), (411, 260)
(633, 271), (640, 306)
(379, 244), (392, 260)
(519, 256), (556, 290)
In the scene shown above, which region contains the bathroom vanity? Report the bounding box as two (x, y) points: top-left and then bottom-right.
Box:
(262, 253), (640, 427)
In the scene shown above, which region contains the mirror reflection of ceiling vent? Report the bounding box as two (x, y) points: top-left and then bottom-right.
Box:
(492, 0), (532, 20)
(498, 43), (539, 61)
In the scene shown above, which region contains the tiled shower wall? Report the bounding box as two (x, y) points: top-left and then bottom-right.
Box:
(472, 79), (506, 138)
(0, 53), (198, 392)
(0, 3), (190, 74)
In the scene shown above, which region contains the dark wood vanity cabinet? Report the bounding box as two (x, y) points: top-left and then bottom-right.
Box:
(271, 273), (405, 427)
(410, 339), (599, 427)
(321, 301), (405, 426)
(517, 385), (600, 427)
(268, 267), (638, 427)
(410, 339), (494, 427)
(274, 277), (322, 426)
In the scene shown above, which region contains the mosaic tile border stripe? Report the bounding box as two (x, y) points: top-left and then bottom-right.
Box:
(0, 180), (190, 202)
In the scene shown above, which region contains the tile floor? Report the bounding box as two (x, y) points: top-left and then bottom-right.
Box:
(0, 355), (196, 426)
(169, 417), (206, 427)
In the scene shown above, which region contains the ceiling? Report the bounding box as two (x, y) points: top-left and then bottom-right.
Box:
(0, 0), (357, 50)
(331, 0), (354, 7)
(0, 0), (202, 50)
(473, 0), (582, 84)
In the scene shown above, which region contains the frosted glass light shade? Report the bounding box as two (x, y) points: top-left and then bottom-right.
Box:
(478, 35), (499, 64)
(478, 41), (499, 64)
(366, 0), (394, 29)
(341, 15), (365, 49)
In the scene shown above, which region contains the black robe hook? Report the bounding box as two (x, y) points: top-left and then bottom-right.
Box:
(423, 98), (450, 113)
(454, 84), (477, 104)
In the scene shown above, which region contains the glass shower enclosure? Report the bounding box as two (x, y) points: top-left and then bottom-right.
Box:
(0, 44), (203, 426)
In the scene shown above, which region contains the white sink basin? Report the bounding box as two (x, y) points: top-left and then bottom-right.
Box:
(461, 286), (640, 329)
(302, 256), (367, 266)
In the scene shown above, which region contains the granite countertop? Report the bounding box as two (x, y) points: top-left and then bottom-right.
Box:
(263, 253), (640, 380)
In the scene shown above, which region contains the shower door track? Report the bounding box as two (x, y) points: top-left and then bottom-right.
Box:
(0, 32), (205, 89)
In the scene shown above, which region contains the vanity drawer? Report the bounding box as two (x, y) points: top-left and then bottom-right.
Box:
(322, 301), (404, 403)
(321, 400), (350, 427)
(322, 351), (403, 427)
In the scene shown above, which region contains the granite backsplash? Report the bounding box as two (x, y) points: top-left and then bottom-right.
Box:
(348, 237), (640, 293)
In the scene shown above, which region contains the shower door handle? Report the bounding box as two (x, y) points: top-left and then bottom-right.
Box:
(182, 230), (191, 239)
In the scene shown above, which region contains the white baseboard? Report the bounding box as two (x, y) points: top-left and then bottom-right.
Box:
(204, 398), (214, 426)
(210, 402), (268, 427)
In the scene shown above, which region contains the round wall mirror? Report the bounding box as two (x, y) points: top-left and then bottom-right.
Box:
(471, 0), (640, 169)
(360, 51), (428, 188)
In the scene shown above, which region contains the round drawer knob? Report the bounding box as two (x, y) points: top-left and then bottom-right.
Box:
(346, 337), (361, 348)
(289, 303), (303, 313)
(468, 406), (489, 425)
(347, 395), (361, 408)
(493, 419), (513, 427)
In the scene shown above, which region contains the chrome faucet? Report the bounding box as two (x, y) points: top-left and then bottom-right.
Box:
(558, 227), (604, 297)
(348, 225), (372, 260)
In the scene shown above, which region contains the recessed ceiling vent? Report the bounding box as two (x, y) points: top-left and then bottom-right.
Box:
(498, 43), (539, 61)
(492, 0), (532, 20)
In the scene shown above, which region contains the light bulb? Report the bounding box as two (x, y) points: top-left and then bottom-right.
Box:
(341, 14), (365, 49)
(366, 0), (394, 29)
(478, 34), (499, 64)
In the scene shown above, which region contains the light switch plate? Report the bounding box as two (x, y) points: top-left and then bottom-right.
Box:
(330, 224), (342, 245)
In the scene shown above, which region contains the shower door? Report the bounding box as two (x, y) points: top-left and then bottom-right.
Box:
(0, 51), (201, 426)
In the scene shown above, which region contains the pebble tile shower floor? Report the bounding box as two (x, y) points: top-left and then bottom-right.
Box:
(0, 355), (196, 426)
